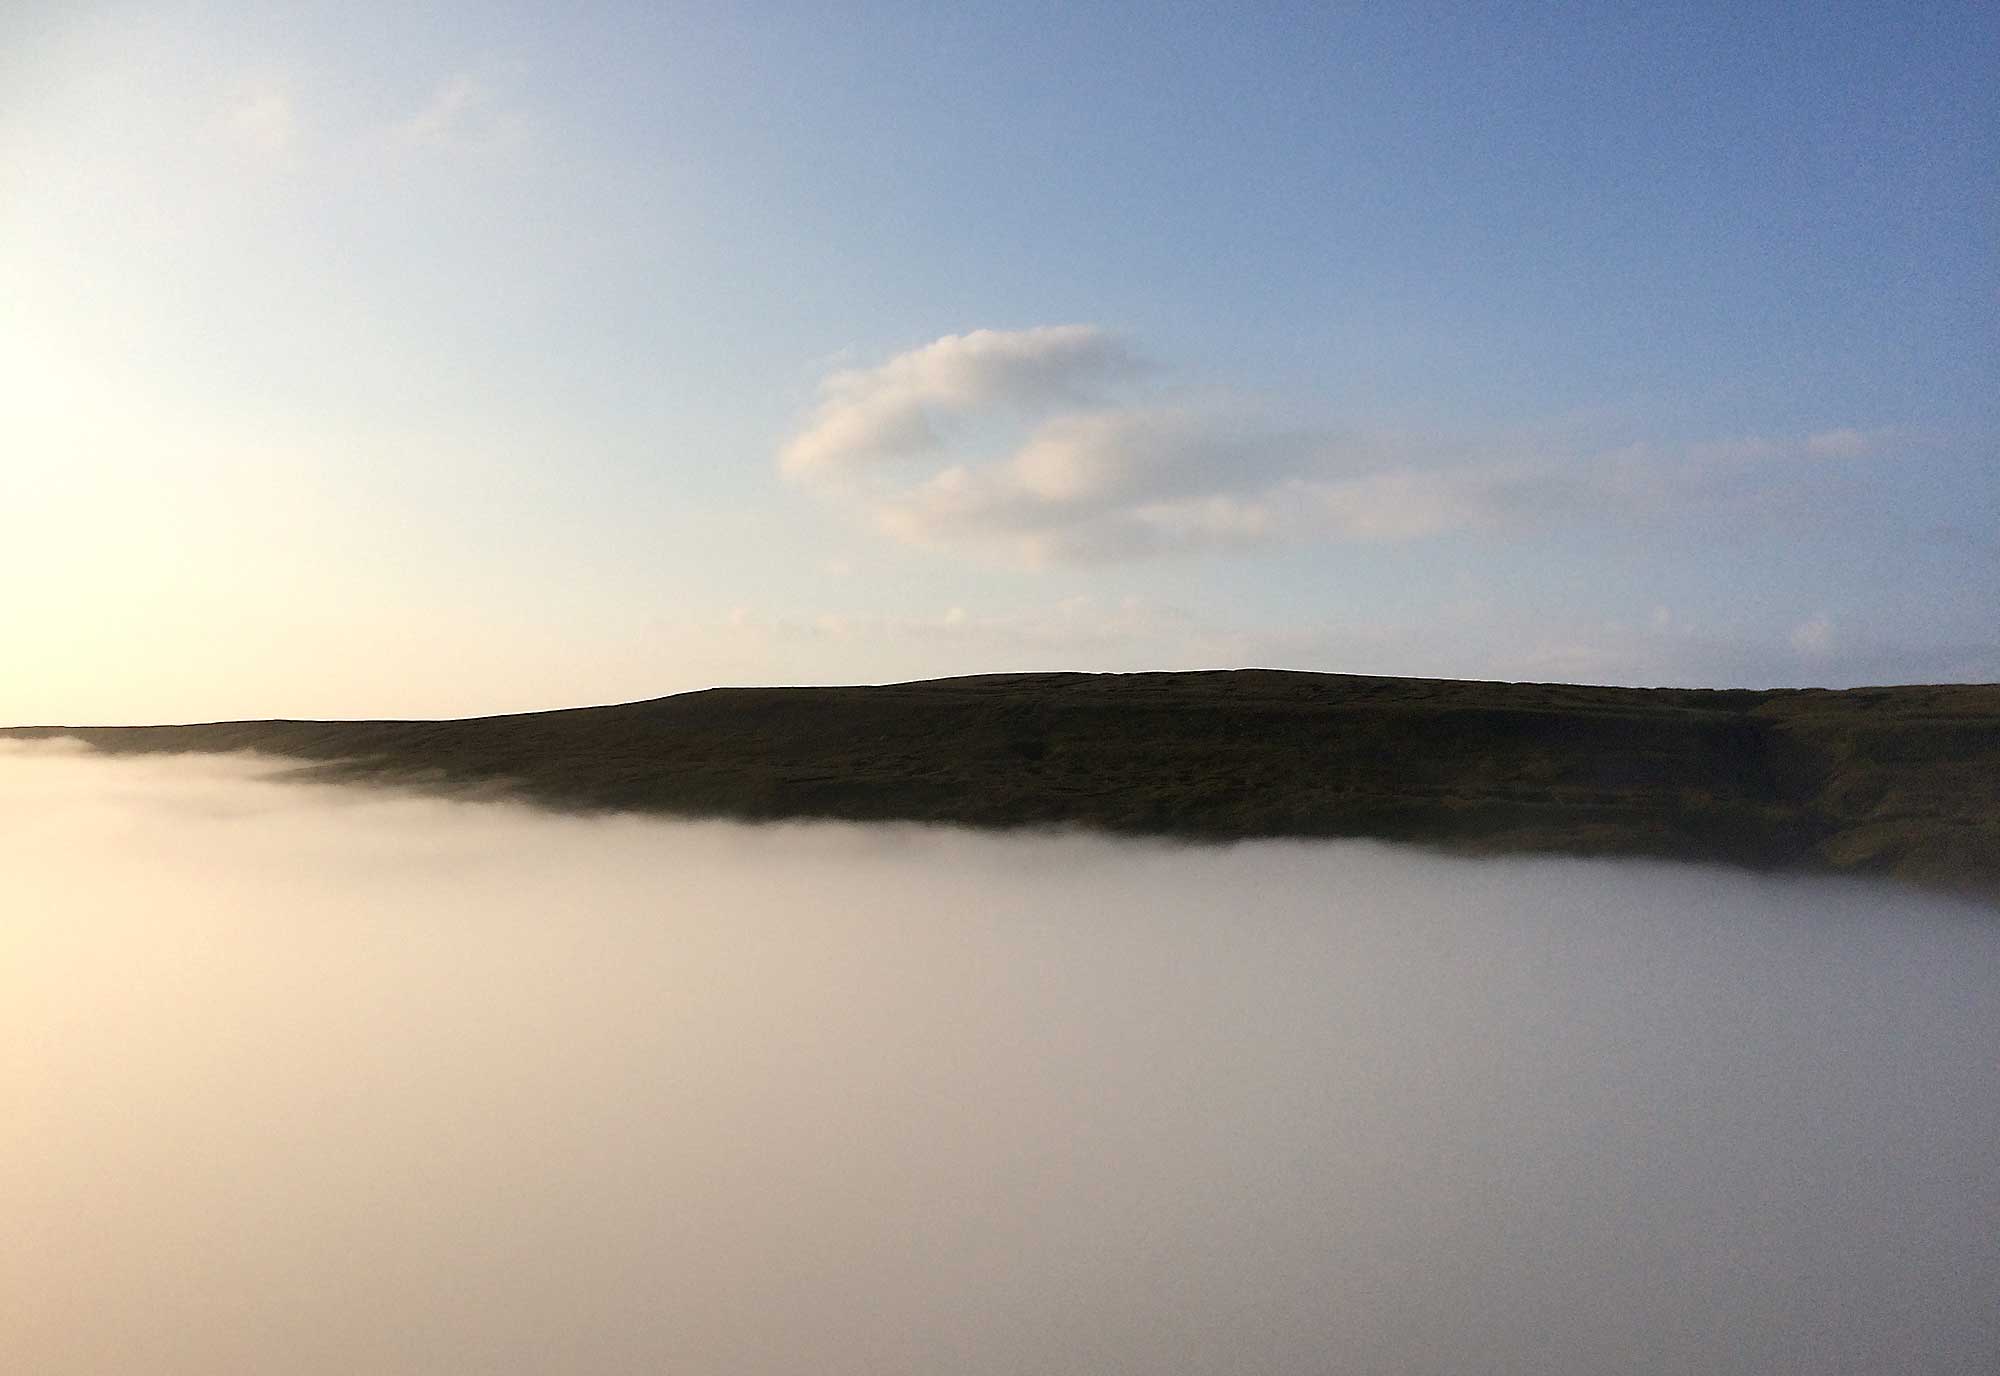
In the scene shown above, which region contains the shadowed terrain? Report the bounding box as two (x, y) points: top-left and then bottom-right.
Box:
(8, 670), (1998, 900)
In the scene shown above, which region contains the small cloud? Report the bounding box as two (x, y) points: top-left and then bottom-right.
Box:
(393, 71), (531, 158)
(224, 81), (295, 155)
(1686, 435), (1782, 467)
(942, 606), (968, 627)
(780, 325), (1142, 479)
(402, 75), (482, 145)
(1686, 427), (1890, 469)
(1790, 614), (1836, 658)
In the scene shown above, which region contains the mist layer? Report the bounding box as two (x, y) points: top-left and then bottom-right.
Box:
(5, 746), (1997, 1374)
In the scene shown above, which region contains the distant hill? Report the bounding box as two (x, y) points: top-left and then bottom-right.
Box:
(9, 670), (1999, 902)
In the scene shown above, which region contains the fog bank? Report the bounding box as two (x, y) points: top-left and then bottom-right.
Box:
(5, 746), (1998, 1374)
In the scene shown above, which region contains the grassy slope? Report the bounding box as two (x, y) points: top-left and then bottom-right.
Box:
(8, 670), (1998, 900)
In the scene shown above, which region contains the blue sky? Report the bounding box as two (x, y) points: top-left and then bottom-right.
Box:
(4, 1), (1995, 721)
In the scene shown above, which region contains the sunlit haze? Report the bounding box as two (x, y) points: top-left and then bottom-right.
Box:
(5, 4), (1996, 723)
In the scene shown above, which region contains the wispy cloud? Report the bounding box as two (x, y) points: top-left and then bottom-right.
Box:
(213, 65), (540, 167)
(392, 71), (532, 159)
(1804, 428), (1884, 459)
(782, 327), (1892, 566)
(223, 81), (296, 156)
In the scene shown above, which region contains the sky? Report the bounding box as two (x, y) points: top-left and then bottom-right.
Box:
(3, 1), (1995, 723)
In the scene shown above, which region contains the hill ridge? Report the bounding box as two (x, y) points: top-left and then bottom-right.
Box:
(8, 670), (1997, 902)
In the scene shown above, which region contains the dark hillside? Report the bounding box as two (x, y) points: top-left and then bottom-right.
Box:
(9, 671), (1997, 900)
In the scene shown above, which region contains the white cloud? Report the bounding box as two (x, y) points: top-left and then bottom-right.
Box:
(780, 325), (1139, 477)
(780, 327), (1898, 566)
(781, 327), (1529, 564)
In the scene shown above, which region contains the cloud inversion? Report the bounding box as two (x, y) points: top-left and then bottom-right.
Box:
(7, 745), (1999, 1375)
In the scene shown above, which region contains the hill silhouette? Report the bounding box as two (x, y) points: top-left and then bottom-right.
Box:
(9, 670), (1997, 901)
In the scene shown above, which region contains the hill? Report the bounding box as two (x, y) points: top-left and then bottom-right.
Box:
(8, 670), (1998, 900)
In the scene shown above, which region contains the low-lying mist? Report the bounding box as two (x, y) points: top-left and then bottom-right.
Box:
(5, 744), (1997, 1375)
